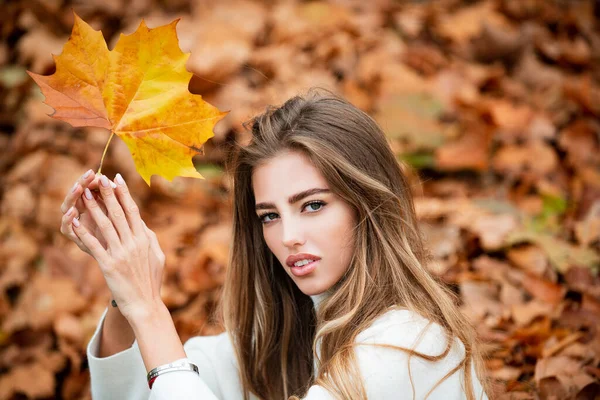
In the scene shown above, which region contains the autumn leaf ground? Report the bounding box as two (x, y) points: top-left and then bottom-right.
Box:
(1, 0), (599, 399)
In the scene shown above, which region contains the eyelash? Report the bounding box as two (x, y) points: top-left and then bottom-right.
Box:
(258, 201), (326, 225)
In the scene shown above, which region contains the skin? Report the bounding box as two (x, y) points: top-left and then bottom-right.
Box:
(252, 150), (357, 296)
(60, 171), (186, 373)
(59, 170), (166, 320)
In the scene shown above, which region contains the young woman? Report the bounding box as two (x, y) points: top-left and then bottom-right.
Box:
(60, 88), (490, 399)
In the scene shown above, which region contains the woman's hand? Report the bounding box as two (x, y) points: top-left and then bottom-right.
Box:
(61, 172), (166, 322)
(60, 169), (112, 254)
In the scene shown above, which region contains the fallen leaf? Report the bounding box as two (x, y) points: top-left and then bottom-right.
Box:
(507, 229), (600, 274)
(470, 213), (518, 251)
(506, 245), (550, 277)
(2, 275), (87, 332)
(0, 362), (55, 399)
(435, 126), (492, 171)
(573, 200), (600, 247)
(436, 1), (508, 44)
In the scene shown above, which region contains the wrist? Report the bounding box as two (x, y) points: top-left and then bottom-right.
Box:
(124, 299), (169, 333)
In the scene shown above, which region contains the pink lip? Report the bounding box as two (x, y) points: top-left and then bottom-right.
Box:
(290, 260), (319, 277)
(286, 253), (321, 268)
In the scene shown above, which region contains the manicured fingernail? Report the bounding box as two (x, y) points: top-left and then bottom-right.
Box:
(100, 175), (109, 188)
(71, 182), (79, 193)
(115, 173), (125, 185)
(66, 206), (74, 216)
(72, 218), (80, 227)
(83, 169), (93, 178)
(84, 188), (93, 200)
(110, 181), (117, 189)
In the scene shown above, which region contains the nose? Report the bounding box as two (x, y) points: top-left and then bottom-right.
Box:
(281, 217), (306, 249)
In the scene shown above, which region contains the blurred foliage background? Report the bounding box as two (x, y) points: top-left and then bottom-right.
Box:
(1, 0), (600, 398)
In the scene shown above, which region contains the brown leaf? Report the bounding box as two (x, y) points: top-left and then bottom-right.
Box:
(0, 362), (55, 399)
(0, 184), (36, 221)
(460, 281), (504, 324)
(435, 127), (492, 171)
(534, 356), (595, 398)
(507, 245), (550, 278)
(53, 313), (85, 345)
(573, 200), (600, 247)
(492, 142), (558, 177)
(511, 301), (554, 327)
(179, 223), (231, 293)
(436, 1), (509, 44)
(2, 275), (87, 332)
(521, 274), (565, 306)
(470, 213), (519, 251)
(187, 1), (265, 91)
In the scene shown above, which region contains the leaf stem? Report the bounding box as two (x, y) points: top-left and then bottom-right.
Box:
(98, 131), (115, 175)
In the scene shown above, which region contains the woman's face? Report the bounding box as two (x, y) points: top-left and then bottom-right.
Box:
(252, 150), (357, 296)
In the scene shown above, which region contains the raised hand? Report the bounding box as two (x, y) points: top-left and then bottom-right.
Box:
(64, 172), (166, 322)
(60, 169), (114, 255)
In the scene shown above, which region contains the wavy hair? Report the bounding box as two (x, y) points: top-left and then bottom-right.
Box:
(220, 87), (490, 399)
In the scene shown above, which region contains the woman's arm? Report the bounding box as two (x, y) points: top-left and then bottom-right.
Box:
(127, 299), (187, 373)
(99, 299), (135, 357)
(130, 301), (223, 399)
(88, 305), (231, 400)
(87, 307), (150, 400)
(61, 173), (225, 398)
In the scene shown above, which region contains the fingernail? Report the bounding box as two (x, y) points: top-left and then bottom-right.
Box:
(71, 182), (79, 193)
(66, 206), (74, 216)
(100, 175), (109, 188)
(84, 188), (93, 200)
(83, 169), (93, 178)
(72, 218), (80, 227)
(110, 181), (117, 189)
(115, 173), (125, 185)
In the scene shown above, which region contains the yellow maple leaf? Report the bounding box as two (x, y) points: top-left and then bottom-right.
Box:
(27, 12), (228, 185)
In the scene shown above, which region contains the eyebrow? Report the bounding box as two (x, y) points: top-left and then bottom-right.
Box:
(255, 188), (331, 211)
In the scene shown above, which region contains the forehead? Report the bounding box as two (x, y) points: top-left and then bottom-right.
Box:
(252, 151), (329, 200)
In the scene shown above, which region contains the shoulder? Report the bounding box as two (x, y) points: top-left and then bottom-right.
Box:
(356, 308), (457, 357)
(351, 308), (473, 400)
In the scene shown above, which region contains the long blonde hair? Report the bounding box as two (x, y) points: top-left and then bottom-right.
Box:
(221, 87), (490, 399)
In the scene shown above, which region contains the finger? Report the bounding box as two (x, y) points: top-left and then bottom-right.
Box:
(71, 216), (111, 265)
(61, 169), (95, 214)
(113, 173), (145, 238)
(142, 221), (166, 266)
(89, 174), (117, 192)
(60, 206), (89, 252)
(97, 174), (134, 245)
(81, 187), (122, 250)
(75, 175), (114, 211)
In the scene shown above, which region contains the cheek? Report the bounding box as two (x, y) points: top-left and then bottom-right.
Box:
(262, 226), (285, 265)
(262, 228), (276, 252)
(318, 206), (356, 262)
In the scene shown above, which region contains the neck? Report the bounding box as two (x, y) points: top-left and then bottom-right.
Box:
(309, 291), (330, 310)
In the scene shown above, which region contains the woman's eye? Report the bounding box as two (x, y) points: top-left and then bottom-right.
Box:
(304, 201), (324, 212)
(258, 201), (325, 225)
(259, 213), (278, 224)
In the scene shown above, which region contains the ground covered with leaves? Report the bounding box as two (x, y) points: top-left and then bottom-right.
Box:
(1, 0), (599, 399)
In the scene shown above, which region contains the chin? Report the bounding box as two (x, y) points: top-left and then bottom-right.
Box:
(295, 282), (331, 297)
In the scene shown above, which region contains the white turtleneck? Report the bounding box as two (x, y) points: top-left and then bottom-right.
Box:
(86, 296), (488, 399)
(309, 291), (329, 310)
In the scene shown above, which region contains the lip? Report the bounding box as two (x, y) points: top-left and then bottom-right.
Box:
(286, 253), (321, 268)
(290, 260), (319, 277)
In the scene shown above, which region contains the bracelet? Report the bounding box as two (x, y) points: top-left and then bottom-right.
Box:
(147, 359), (199, 389)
